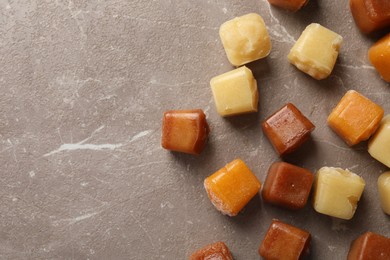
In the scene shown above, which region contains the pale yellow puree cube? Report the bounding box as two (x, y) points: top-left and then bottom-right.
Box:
(313, 167), (365, 220)
(210, 66), (258, 117)
(378, 172), (390, 215)
(288, 23), (343, 80)
(219, 13), (272, 66)
(368, 115), (390, 168)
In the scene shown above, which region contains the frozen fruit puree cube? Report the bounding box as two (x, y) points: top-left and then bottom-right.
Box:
(219, 13), (272, 66)
(210, 66), (258, 117)
(288, 23), (343, 80)
(313, 167), (365, 220)
(328, 90), (384, 146)
(267, 0), (308, 11)
(161, 109), (210, 155)
(350, 0), (390, 33)
(369, 33), (390, 83)
(190, 241), (233, 260)
(377, 171), (390, 215)
(262, 162), (314, 210)
(204, 159), (261, 216)
(259, 220), (311, 260)
(368, 115), (390, 168)
(347, 232), (390, 260)
(262, 103), (315, 156)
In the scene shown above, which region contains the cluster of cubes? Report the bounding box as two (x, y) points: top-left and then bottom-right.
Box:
(190, 230), (390, 259)
(160, 5), (390, 259)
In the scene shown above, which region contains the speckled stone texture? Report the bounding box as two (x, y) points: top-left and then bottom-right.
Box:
(0, 0), (389, 259)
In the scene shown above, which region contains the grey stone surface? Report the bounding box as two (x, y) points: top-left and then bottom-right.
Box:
(0, 0), (389, 259)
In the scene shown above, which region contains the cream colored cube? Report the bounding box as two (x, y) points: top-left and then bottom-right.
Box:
(288, 23), (343, 80)
(378, 172), (390, 215)
(313, 167), (365, 220)
(368, 115), (390, 168)
(219, 13), (272, 66)
(210, 66), (258, 117)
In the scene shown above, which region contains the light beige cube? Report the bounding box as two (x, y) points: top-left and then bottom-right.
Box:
(313, 167), (365, 220)
(288, 23), (343, 80)
(210, 66), (258, 117)
(378, 172), (390, 215)
(368, 115), (390, 168)
(219, 13), (272, 66)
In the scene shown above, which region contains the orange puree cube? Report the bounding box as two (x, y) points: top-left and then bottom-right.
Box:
(368, 33), (390, 83)
(328, 90), (384, 146)
(350, 0), (390, 34)
(204, 159), (261, 216)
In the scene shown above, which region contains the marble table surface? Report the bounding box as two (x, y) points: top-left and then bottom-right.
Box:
(1, 0), (389, 259)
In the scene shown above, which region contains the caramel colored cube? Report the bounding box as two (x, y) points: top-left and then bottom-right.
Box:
(262, 162), (314, 210)
(190, 241), (233, 260)
(262, 103), (315, 156)
(328, 90), (384, 146)
(219, 13), (272, 66)
(161, 109), (210, 155)
(348, 232), (390, 260)
(368, 115), (390, 167)
(350, 0), (390, 33)
(368, 33), (390, 83)
(267, 0), (309, 12)
(210, 66), (258, 117)
(288, 23), (343, 80)
(259, 220), (311, 260)
(378, 172), (390, 215)
(204, 159), (261, 216)
(313, 167), (365, 220)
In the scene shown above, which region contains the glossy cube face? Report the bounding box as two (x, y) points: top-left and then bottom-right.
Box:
(262, 103), (315, 157)
(210, 66), (258, 117)
(262, 162), (314, 210)
(328, 90), (384, 146)
(368, 115), (390, 168)
(313, 167), (366, 220)
(347, 232), (390, 260)
(204, 159), (261, 216)
(161, 109), (210, 155)
(267, 0), (308, 12)
(259, 220), (311, 260)
(369, 33), (390, 83)
(288, 23), (343, 80)
(190, 241), (233, 260)
(350, 0), (390, 33)
(219, 13), (271, 66)
(378, 172), (390, 215)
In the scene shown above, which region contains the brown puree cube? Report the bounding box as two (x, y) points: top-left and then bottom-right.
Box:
(262, 103), (315, 156)
(259, 220), (311, 260)
(161, 109), (210, 155)
(190, 241), (233, 260)
(267, 0), (309, 12)
(347, 232), (390, 260)
(350, 0), (390, 33)
(262, 162), (314, 210)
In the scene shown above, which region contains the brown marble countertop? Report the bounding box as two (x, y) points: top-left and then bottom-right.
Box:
(1, 0), (389, 259)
